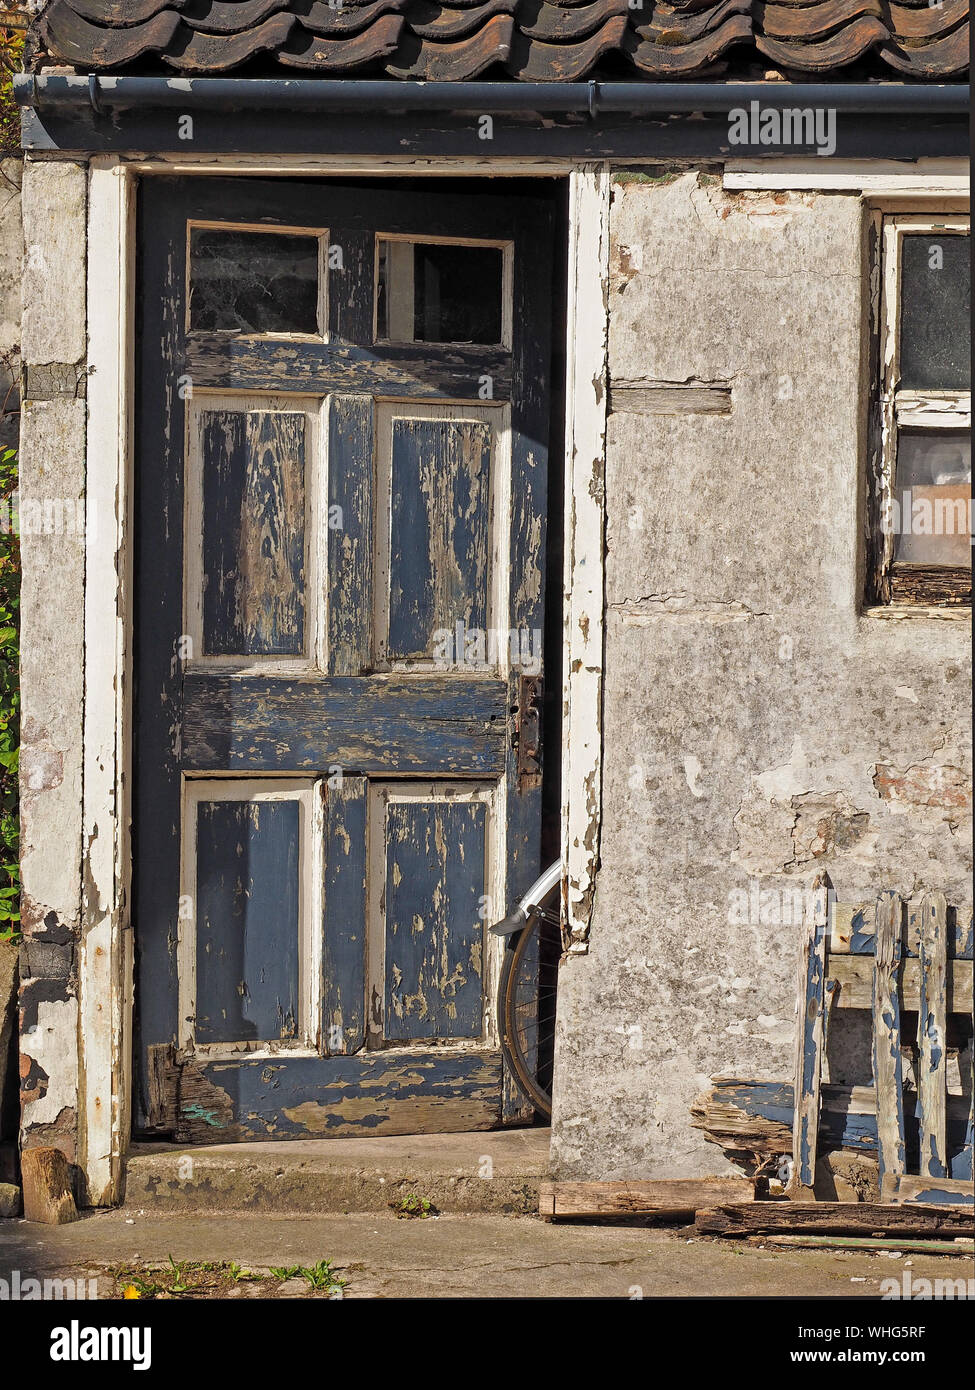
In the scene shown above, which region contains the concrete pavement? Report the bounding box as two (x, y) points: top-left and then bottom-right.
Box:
(2, 1209), (971, 1298)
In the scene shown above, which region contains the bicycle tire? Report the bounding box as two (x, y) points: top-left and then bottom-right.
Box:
(498, 905), (561, 1119)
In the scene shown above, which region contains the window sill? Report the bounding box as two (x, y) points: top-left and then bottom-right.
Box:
(862, 604), (971, 622)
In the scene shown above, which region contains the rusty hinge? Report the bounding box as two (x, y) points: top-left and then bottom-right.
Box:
(514, 675), (542, 789)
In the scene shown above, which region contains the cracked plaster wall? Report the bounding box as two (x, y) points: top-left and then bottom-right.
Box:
(17, 158), (88, 1163)
(551, 172), (972, 1179)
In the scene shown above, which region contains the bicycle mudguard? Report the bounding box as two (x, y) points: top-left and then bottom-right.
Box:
(489, 906), (530, 938)
(489, 860), (561, 936)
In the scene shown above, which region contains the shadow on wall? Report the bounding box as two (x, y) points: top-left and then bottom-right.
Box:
(0, 157), (21, 453)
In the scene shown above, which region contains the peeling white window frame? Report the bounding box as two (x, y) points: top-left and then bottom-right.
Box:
(871, 210), (971, 609)
(78, 154), (609, 1203)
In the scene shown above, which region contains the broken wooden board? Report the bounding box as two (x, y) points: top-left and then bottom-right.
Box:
(827, 956), (972, 1012)
(882, 1174), (974, 1209)
(873, 891), (907, 1188)
(696, 1201), (974, 1238)
(915, 893), (949, 1180)
(751, 1234), (974, 1256)
(20, 1147), (79, 1226)
(539, 1177), (755, 1222)
(830, 900), (973, 960)
(690, 1078), (971, 1162)
(790, 873), (829, 1197)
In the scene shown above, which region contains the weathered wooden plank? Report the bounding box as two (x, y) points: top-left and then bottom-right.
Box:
(384, 800), (486, 1040)
(201, 409), (306, 657)
(195, 799), (300, 1045)
(24, 105), (970, 163)
(882, 1174), (974, 1208)
(144, 1043), (179, 1133)
(690, 1077), (972, 1164)
(916, 892), (948, 1179)
(182, 673), (509, 774)
(829, 956), (973, 1011)
(323, 776), (367, 1055)
(20, 1148), (79, 1226)
(696, 1201), (974, 1238)
(174, 1050), (502, 1143)
(187, 335), (511, 402)
(756, 1234), (974, 1255)
(326, 229), (375, 343)
(133, 178), (189, 1132)
(831, 899), (973, 959)
(387, 417), (491, 663)
(539, 1177), (755, 1222)
(873, 891), (907, 1187)
(608, 381), (732, 415)
(889, 562), (971, 606)
(954, 938), (974, 1182)
(327, 395), (374, 676)
(791, 873), (829, 1196)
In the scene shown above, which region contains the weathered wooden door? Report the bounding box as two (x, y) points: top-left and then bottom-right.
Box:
(134, 178), (553, 1142)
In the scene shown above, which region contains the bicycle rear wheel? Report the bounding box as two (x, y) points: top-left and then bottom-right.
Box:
(498, 899), (561, 1119)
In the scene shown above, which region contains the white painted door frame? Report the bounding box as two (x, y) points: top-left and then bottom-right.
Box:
(80, 155), (610, 1203)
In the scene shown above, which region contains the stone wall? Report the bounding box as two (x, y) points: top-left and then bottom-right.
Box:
(550, 171), (972, 1179)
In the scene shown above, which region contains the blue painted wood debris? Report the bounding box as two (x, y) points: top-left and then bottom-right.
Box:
(791, 876), (974, 1209)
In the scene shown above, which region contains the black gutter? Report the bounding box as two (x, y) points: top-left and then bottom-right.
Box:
(15, 73), (970, 118)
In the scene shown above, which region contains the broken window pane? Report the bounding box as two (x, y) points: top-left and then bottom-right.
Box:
(190, 227), (321, 335)
(899, 234), (970, 391)
(893, 429), (971, 566)
(376, 239), (504, 345)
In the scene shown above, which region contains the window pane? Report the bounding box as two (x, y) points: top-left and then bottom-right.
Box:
(376, 240), (504, 345)
(190, 228), (320, 334)
(893, 429), (971, 566)
(899, 234), (970, 391)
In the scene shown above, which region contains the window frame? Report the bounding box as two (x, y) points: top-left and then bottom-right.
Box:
(868, 212), (971, 608)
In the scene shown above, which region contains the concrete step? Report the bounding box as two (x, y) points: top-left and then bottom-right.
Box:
(124, 1127), (550, 1215)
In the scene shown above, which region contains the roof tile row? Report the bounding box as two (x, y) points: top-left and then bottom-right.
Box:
(34, 0), (970, 79)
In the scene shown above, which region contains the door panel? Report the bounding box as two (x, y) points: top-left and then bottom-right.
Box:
(186, 393), (322, 671)
(386, 418), (491, 665)
(135, 177), (553, 1141)
(376, 400), (502, 671)
(179, 778), (320, 1059)
(383, 797), (487, 1040)
(199, 410), (308, 659)
(194, 798), (301, 1046)
(372, 781), (498, 1046)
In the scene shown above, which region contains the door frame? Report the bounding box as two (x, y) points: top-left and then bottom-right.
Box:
(79, 155), (609, 1204)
